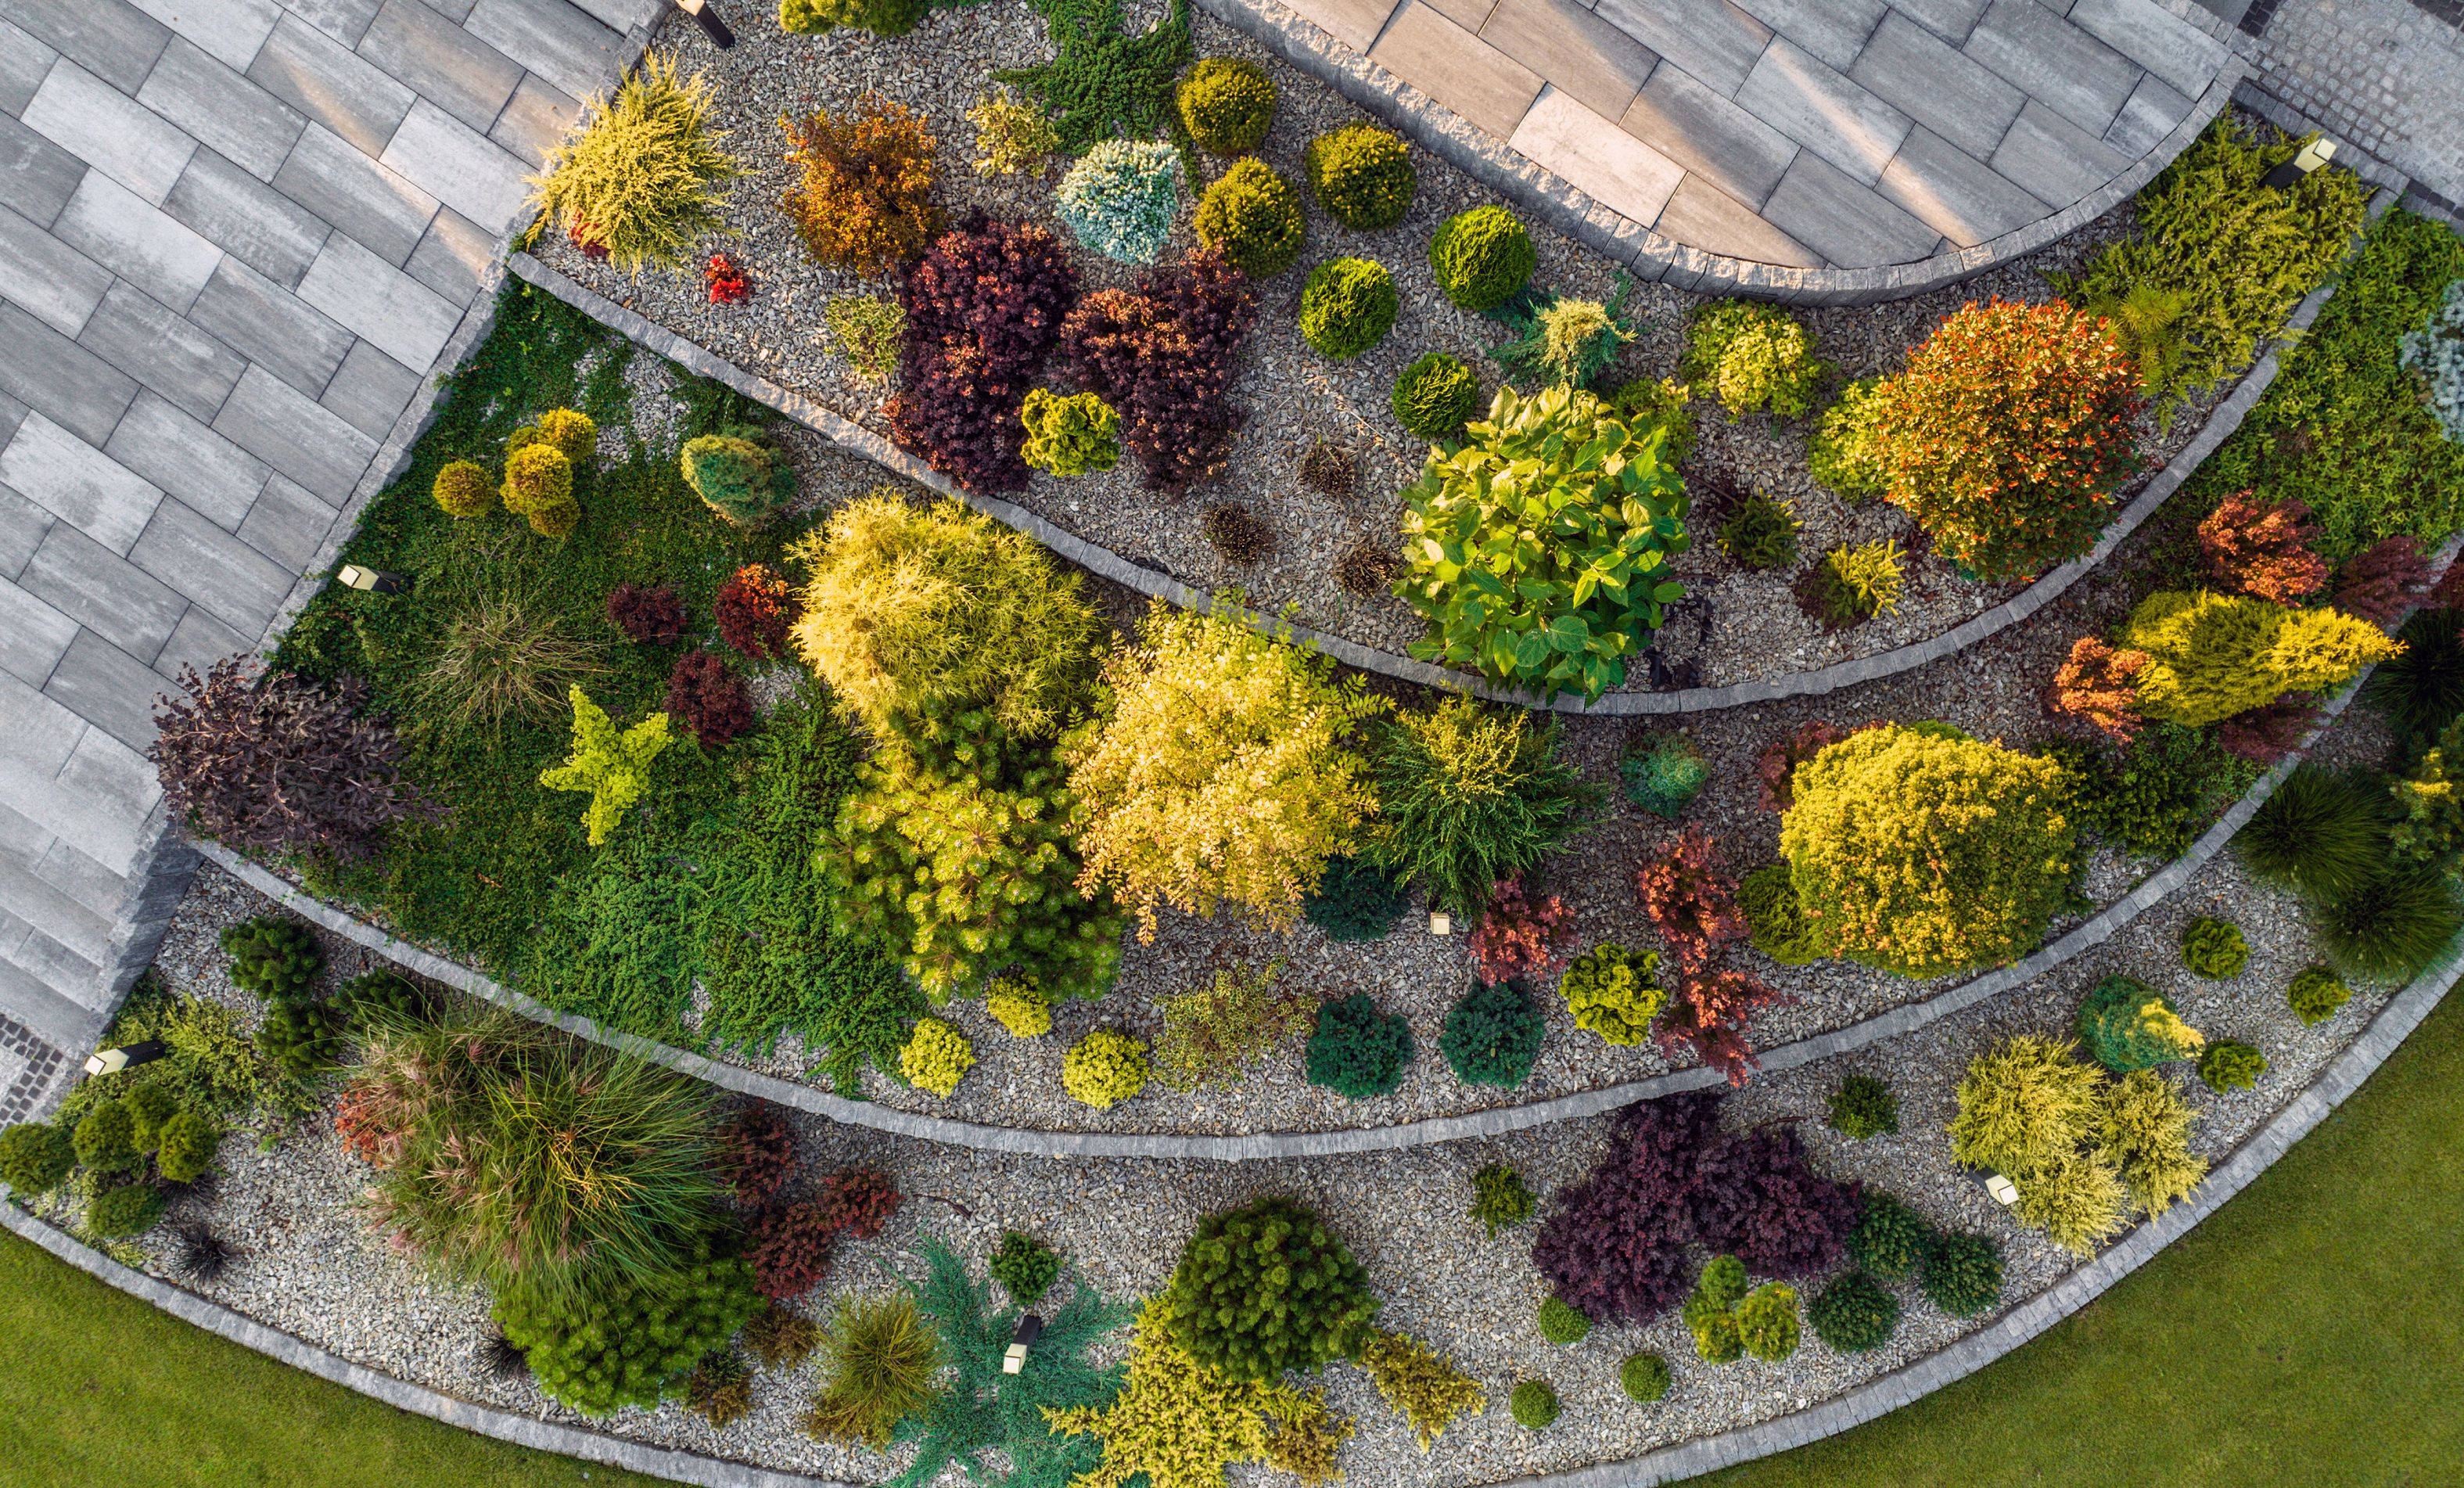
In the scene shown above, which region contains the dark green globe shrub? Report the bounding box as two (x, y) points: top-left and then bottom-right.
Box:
(1808, 1271), (1898, 1353)
(1440, 981), (1545, 1089)
(1428, 205), (1532, 310)
(1846, 1191), (1932, 1282)
(989, 1229), (1062, 1304)
(1510, 1378), (1561, 1429)
(2198, 1039), (2268, 1093)
(339, 969), (432, 1030)
(1392, 353), (1480, 440)
(220, 917), (321, 1000)
(1304, 994), (1413, 1099)
(2181, 916), (2250, 978)
(73, 1102), (140, 1177)
(87, 1182), (168, 1238)
(153, 1110), (220, 1185)
(495, 1251), (762, 1416)
(1305, 124), (1414, 229)
(0, 1122), (74, 1195)
(1826, 1073), (1899, 1139)
(1920, 1231), (2003, 1317)
(1619, 731), (1708, 818)
(1299, 257), (1397, 359)
(257, 994), (345, 1080)
(1304, 856), (1408, 942)
(1620, 1351), (1671, 1402)
(1195, 159), (1305, 278)
(1162, 1196), (1379, 1381)
(1178, 58), (1275, 155)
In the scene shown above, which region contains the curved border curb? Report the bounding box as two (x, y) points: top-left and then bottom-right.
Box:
(1191, 0), (2243, 307)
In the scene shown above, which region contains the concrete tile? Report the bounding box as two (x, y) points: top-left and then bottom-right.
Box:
(136, 36), (305, 182)
(0, 113), (87, 228)
(379, 98), (532, 235)
(50, 171), (223, 313)
(2104, 69), (2192, 156)
(31, 830), (138, 929)
(235, 472), (336, 570)
(356, 0), (522, 132)
(0, 669), (85, 776)
(1591, 0), (1771, 97)
(130, 495), (296, 634)
(565, 0), (663, 31)
(211, 365), (377, 502)
(1989, 98), (2132, 207)
(419, 0), (480, 22)
(0, 483), (49, 578)
(104, 391), (270, 529)
(156, 599), (253, 678)
(75, 282), (246, 424)
(1653, 172), (1823, 266)
(5, 917), (105, 994)
(1426, 0), (1497, 31)
(1874, 124), (2051, 246)
(1730, 0), (1885, 71)
(124, 0), (283, 71)
(289, 0), (384, 47)
(1510, 85), (1683, 225)
(2066, 0), (2227, 101)
(246, 13), (412, 156)
(321, 338), (423, 438)
(1369, 0), (1546, 138)
(0, 301), (137, 445)
(463, 0), (627, 102)
(0, 389), (17, 443)
(52, 728), (163, 857)
(1620, 60), (1799, 208)
(1961, 0), (2139, 136)
(0, 574), (77, 688)
(296, 233), (461, 369)
(1848, 10), (2025, 160)
(162, 146), (329, 287)
(404, 205), (493, 304)
(1889, 0), (1991, 45)
(488, 70), (579, 165)
(273, 121), (437, 264)
(21, 59), (196, 205)
(1736, 35), (1911, 185)
(1478, 0), (1658, 120)
(0, 411), (163, 554)
(185, 257), (353, 398)
(8, 836), (123, 961)
(1759, 149), (1942, 266)
(0, 0), (167, 92)
(18, 523), (186, 661)
(0, 14), (56, 115)
(0, 204), (113, 336)
(41, 627), (165, 751)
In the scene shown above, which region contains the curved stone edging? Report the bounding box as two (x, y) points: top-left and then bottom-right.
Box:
(1192, 0), (2243, 307)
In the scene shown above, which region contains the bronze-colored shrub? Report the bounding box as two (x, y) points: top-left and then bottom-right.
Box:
(781, 93), (940, 276)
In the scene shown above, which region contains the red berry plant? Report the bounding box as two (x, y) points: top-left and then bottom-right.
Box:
(887, 216), (1079, 494)
(666, 649), (754, 749)
(1467, 874), (1575, 986)
(1637, 827), (1785, 1085)
(713, 562), (798, 660)
(2198, 491), (2327, 603)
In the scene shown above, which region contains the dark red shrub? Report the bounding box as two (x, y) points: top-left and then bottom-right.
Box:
(1531, 1092), (1724, 1323)
(1059, 247), (1258, 493)
(1755, 722), (1845, 811)
(2049, 634), (2148, 742)
(2218, 694), (2320, 764)
(1690, 1125), (1861, 1278)
(607, 582), (685, 644)
(746, 1199), (835, 1300)
(714, 1103), (797, 1207)
(2198, 491), (2327, 603)
(814, 1166), (901, 1239)
(666, 649), (754, 749)
(1467, 875), (1575, 986)
(887, 216), (1079, 494)
(2333, 536), (2430, 627)
(714, 562), (797, 660)
(1636, 826), (1746, 973)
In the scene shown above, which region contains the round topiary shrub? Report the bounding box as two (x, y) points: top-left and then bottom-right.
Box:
(1162, 1195), (1379, 1381)
(1298, 257), (1397, 359)
(123, 1083), (178, 1152)
(1053, 139), (1181, 264)
(496, 1249), (761, 1415)
(1062, 1028), (1148, 1109)
(1826, 1073), (1898, 1139)
(1440, 980), (1545, 1088)
(1178, 57), (1275, 155)
(1738, 862), (1821, 966)
(87, 1181), (168, 1238)
(1305, 856), (1408, 942)
(1304, 994), (1413, 1099)
(1471, 1162), (1535, 1236)
(433, 459), (494, 517)
(1920, 1231), (2003, 1317)
(1537, 1296), (1591, 1345)
(1558, 941), (1665, 1047)
(1736, 1282), (1801, 1361)
(221, 916), (321, 1000)
(681, 430), (793, 527)
(1428, 205), (1532, 311)
(2287, 965), (2351, 1025)
(1808, 1271), (1898, 1353)
(2077, 974), (2204, 1073)
(2198, 1039), (2268, 1093)
(512, 408), (598, 466)
(1305, 124), (1414, 229)
(990, 1229), (1062, 1304)
(1621, 1350), (1672, 1403)
(1619, 731), (1708, 818)
(257, 994), (343, 1080)
(897, 1015), (974, 1098)
(1392, 353), (1480, 440)
(986, 977), (1052, 1038)
(1847, 1191), (1933, 1283)
(1510, 1379), (1561, 1429)
(1019, 388), (1122, 477)
(153, 1110), (220, 1185)
(0, 1122), (74, 1195)
(74, 1102), (140, 1176)
(1195, 158), (1305, 278)
(2181, 916), (2250, 979)
(501, 443), (576, 538)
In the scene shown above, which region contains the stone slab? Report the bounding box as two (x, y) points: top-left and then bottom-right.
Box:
(296, 232), (462, 369)
(1755, 146), (1943, 266)
(210, 365), (377, 502)
(22, 60), (196, 205)
(286, 0), (384, 49)
(1619, 60), (1798, 207)
(355, 0), (523, 133)
(155, 600), (252, 678)
(463, 0), (626, 103)
(0, 113), (88, 229)
(0, 484), (48, 579)
(185, 258), (354, 400)
(1478, 0), (1658, 121)
(273, 121), (438, 266)
(1651, 171), (1824, 265)
(1509, 84), (1683, 225)
(319, 339), (424, 438)
(1875, 123), (2051, 246)
(1282, 0), (1399, 51)
(1961, 0), (2139, 136)
(1369, 0), (1546, 139)
(0, 575), (77, 690)
(76, 282), (246, 424)
(128, 495), (296, 635)
(0, 300), (138, 446)
(378, 98), (532, 237)
(0, 0), (167, 93)
(103, 391), (270, 530)
(0, 411), (161, 555)
(162, 146), (331, 288)
(234, 472), (336, 570)
(124, 0), (282, 72)
(1737, 34), (1912, 186)
(2104, 68), (2192, 156)
(404, 205), (494, 304)
(2067, 0), (2228, 101)
(1990, 96), (2134, 207)
(246, 13), (411, 157)
(135, 36), (304, 182)
(1730, 0), (1886, 72)
(1848, 9), (2026, 160)
(0, 204), (113, 336)
(486, 70), (580, 164)
(0, 15), (56, 116)
(16, 523), (185, 661)
(52, 171), (224, 313)
(41, 628), (166, 752)
(1591, 0), (1772, 97)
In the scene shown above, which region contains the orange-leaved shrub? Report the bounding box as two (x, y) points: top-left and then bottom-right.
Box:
(2198, 491), (2328, 602)
(781, 93), (939, 276)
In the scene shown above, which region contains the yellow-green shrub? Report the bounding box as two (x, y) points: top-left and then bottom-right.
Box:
(1356, 1328), (1485, 1451)
(532, 53), (736, 274)
(537, 685), (670, 846)
(501, 444), (576, 538)
(986, 977), (1052, 1038)
(1063, 1029), (1148, 1109)
(1949, 1034), (2107, 1176)
(2011, 1148), (2128, 1256)
(511, 408), (598, 465)
(2120, 589), (2402, 727)
(1020, 388), (1122, 477)
(433, 460), (494, 518)
(1043, 1299), (1330, 1488)
(1558, 942), (1665, 1045)
(2098, 1068), (2207, 1216)
(897, 1015), (974, 1098)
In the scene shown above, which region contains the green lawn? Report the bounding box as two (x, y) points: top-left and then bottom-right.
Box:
(4, 987), (2459, 1487)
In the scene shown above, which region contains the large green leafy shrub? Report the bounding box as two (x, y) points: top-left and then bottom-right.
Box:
(88, 1182), (167, 1238)
(497, 1248), (760, 1415)
(1428, 204), (1532, 311)
(1298, 257), (1396, 358)
(1194, 157), (1305, 277)
(1162, 1196), (1378, 1382)
(1178, 57), (1274, 155)
(533, 53), (736, 273)
(2117, 589), (2398, 728)
(1395, 384), (1690, 702)
(2053, 721), (2249, 858)
(680, 430), (794, 526)
(1304, 123), (1414, 229)
(1359, 695), (1594, 916)
(1304, 994), (1413, 1098)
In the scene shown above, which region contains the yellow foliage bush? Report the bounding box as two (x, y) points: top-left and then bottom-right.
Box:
(1044, 1301), (1331, 1488)
(2121, 588), (2402, 727)
(1062, 1029), (1148, 1109)
(986, 977), (1052, 1038)
(897, 1015), (974, 1098)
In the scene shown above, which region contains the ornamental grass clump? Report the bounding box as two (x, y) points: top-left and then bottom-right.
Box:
(1303, 993), (1413, 1098)
(1020, 388), (1122, 476)
(1179, 57), (1275, 155)
(781, 93), (939, 276)
(1194, 157), (1305, 277)
(1559, 941), (1665, 1046)
(1805, 539), (1904, 627)
(530, 53), (736, 274)
(1162, 1196), (1377, 1381)
(1428, 204), (1533, 311)
(1360, 695), (1593, 917)
(1305, 123), (1414, 229)
(1396, 384), (1690, 702)
(2304, 860), (2464, 983)
(1054, 139), (1180, 263)
(1392, 353), (1480, 440)
(803, 1292), (941, 1446)
(1683, 301), (1826, 419)
(1718, 489), (1800, 570)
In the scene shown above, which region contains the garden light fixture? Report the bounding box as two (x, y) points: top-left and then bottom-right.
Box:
(84, 1039), (168, 1078)
(1003, 1312), (1043, 1374)
(1429, 911), (1452, 936)
(336, 564), (408, 595)
(1983, 1173), (2020, 1206)
(2262, 138), (2335, 190)
(674, 0), (735, 47)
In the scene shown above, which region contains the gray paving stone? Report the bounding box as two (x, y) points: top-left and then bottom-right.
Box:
(50, 171), (223, 314)
(161, 146), (329, 287)
(16, 523), (185, 661)
(0, 0), (167, 93)
(1478, 0), (1658, 120)
(3, 837), (120, 961)
(565, 0), (664, 31)
(487, 70), (579, 164)
(0, 113), (88, 228)
(21, 60), (196, 205)
(50, 727), (162, 859)
(0, 670), (81, 781)
(1652, 171), (1823, 264)
(1593, 0), (1771, 97)
(0, 575), (75, 688)
(155, 599), (252, 677)
(1848, 9), (2026, 160)
(2103, 67), (2191, 156)
(1425, 0), (1496, 31)
(211, 365), (377, 502)
(103, 391), (269, 530)
(235, 471), (335, 570)
(0, 483), (47, 578)
(296, 233), (462, 369)
(124, 0), (282, 71)
(1960, 0), (2139, 135)
(1620, 63), (1798, 207)
(3, 917), (102, 997)
(1885, 0), (1991, 44)
(2066, 0), (2226, 100)
(128, 495), (296, 634)
(419, 0), (480, 20)
(0, 301), (135, 445)
(1875, 123), (2049, 245)
(404, 204), (492, 304)
(320, 338), (423, 438)
(273, 121), (437, 265)
(289, 0), (386, 48)
(0, 411), (162, 554)
(75, 282), (245, 424)
(246, 13), (412, 157)
(355, 0), (521, 133)
(1730, 0), (1885, 72)
(185, 258), (353, 398)
(0, 205), (112, 336)
(0, 14), (55, 115)
(1280, 0), (1399, 52)
(1736, 35), (1912, 185)
(135, 36), (304, 182)
(463, 0), (626, 102)
(40, 628), (163, 750)
(1759, 147), (1943, 265)
(1990, 96), (2132, 206)
(1370, 0), (1546, 138)
(1510, 84), (1684, 222)
(379, 98), (532, 236)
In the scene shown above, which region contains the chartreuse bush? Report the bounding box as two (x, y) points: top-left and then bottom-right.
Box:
(1739, 862), (1820, 966)
(1392, 353), (1480, 440)
(1537, 1296), (1590, 1345)
(1195, 157), (1305, 277)
(897, 1016), (974, 1097)
(1396, 384), (1690, 703)
(680, 429), (793, 527)
(2117, 590), (2398, 728)
(433, 460), (492, 517)
(781, 0), (936, 36)
(2288, 965), (2352, 1024)
(533, 52), (736, 273)
(1047, 1299), (1339, 1488)
(2200, 1040), (2268, 1093)
(1162, 1196), (1377, 1381)
(1736, 1283), (1801, 1361)
(1683, 301), (1826, 419)
(986, 976), (1053, 1037)
(2182, 917), (2250, 978)
(1063, 1029), (1148, 1109)
(1360, 1328), (1485, 1449)
(1622, 1351), (1672, 1403)
(1428, 205), (1533, 311)
(1559, 941), (1665, 1046)
(1471, 1163), (1536, 1237)
(2078, 976), (2204, 1072)
(1305, 124), (1413, 229)
(0, 1121), (74, 1195)
(1510, 1379), (1561, 1429)
(1684, 1254), (1747, 1362)
(1178, 57), (1274, 155)
(1298, 257), (1397, 358)
(537, 685), (670, 846)
(1020, 388), (1122, 477)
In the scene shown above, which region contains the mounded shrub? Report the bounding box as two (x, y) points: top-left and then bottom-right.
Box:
(336, 965), (429, 1031)
(1826, 1073), (1898, 1140)
(1428, 205), (1532, 311)
(897, 1015), (974, 1098)
(1719, 490), (1801, 570)
(888, 217), (1080, 496)
(87, 1182), (168, 1238)
(1304, 994), (1413, 1099)
(1059, 248), (1258, 493)
(1510, 1379), (1560, 1429)
(1178, 57), (1275, 155)
(1621, 1351), (1672, 1402)
(781, 92), (939, 275)
(1298, 257), (1397, 359)
(1683, 301), (1826, 419)
(2287, 965), (2352, 1025)
(1470, 1163), (1535, 1237)
(1537, 1296), (1591, 1345)
(257, 994), (343, 1080)
(2182, 916), (2250, 978)
(1619, 731), (1708, 818)
(1360, 696), (1594, 919)
(433, 459), (494, 518)
(1162, 1195), (1378, 1381)
(496, 1250), (762, 1415)
(663, 649), (752, 749)
(990, 1229), (1062, 1303)
(1846, 1191), (1932, 1283)
(2305, 861), (2464, 983)
(221, 916), (321, 1001)
(2077, 975), (2204, 1072)
(1735, 1282), (1801, 1361)
(1692, 1125), (1861, 1279)
(501, 444), (576, 538)
(780, 0), (929, 37)
(1808, 1271), (1898, 1353)
(1949, 1034), (2107, 1177)
(533, 53), (735, 274)
(122, 1084), (178, 1155)
(1559, 941), (1666, 1046)
(2232, 763), (2388, 900)
(1531, 1092), (1723, 1324)
(681, 430), (794, 527)
(0, 1122), (74, 1195)
(1303, 856), (1407, 943)
(1194, 158), (1304, 278)
(714, 1104), (796, 1208)
(607, 582), (685, 645)
(745, 1199), (836, 1301)
(2199, 1039), (2268, 1093)
(1018, 388), (1122, 477)
(1053, 139), (1181, 264)
(74, 1102), (142, 1177)
(1304, 123), (1414, 229)
(1440, 980), (1546, 1089)
(1062, 1029), (1148, 1109)
(2119, 589), (2399, 728)
(1737, 862), (1820, 967)
(986, 977), (1052, 1038)
(1392, 353), (1480, 440)
(1920, 1231), (2003, 1317)
(713, 562), (797, 661)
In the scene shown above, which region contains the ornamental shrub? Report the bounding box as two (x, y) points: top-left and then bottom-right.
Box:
(898, 1016), (975, 1097)
(497, 1251), (760, 1416)
(714, 563), (797, 662)
(1920, 1231), (2003, 1317)
(781, 93), (939, 275)
(964, 90), (1056, 176)
(663, 649), (752, 750)
(1065, 601), (1377, 937)
(2333, 537), (2432, 627)
(1719, 489), (1801, 570)
(1844, 299), (2141, 579)
(2051, 634), (2151, 742)
(1621, 1351), (1672, 1402)
(2200, 1039), (2268, 1092)
(824, 293), (904, 382)
(1019, 388), (1122, 477)
(1805, 539), (1904, 626)
(1360, 1329), (1486, 1449)
(433, 459), (493, 517)
(1683, 301), (1826, 419)
(746, 1199), (837, 1301)
(780, 0), (930, 36)
(715, 1104), (796, 1208)
(1949, 1034), (2107, 1176)
(500, 443), (576, 537)
(1059, 248), (1259, 493)
(1396, 384), (1690, 702)
(88, 1182), (167, 1238)
(2077, 976), (2204, 1072)
(121, 1084), (177, 1156)
(1392, 353), (1480, 440)
(1537, 1296), (1590, 1344)
(1620, 731), (1708, 818)
(1303, 856), (1406, 942)
(1428, 204), (1533, 311)
(1807, 376), (1888, 498)
(1046, 1299), (1331, 1488)
(1735, 1282), (1800, 1361)
(1195, 158), (1305, 277)
(1780, 724), (2076, 977)
(1492, 289), (1638, 390)
(1154, 961), (1313, 1091)
(681, 430), (794, 527)
(1531, 1091), (1724, 1323)
(2118, 589), (2400, 728)
(1692, 1125), (1861, 1279)
(803, 1291), (943, 1446)
(1304, 994), (1413, 1098)
(1440, 980), (1545, 1088)
(889, 217), (1080, 495)
(2401, 276), (2464, 441)
(1846, 1191), (1932, 1283)
(538, 685), (670, 846)
(1054, 140), (1181, 264)
(1471, 1163), (1536, 1237)
(1467, 875), (1576, 987)
(606, 582), (684, 645)
(1062, 1029), (1148, 1108)
(814, 1166), (900, 1238)
(1163, 1196), (1378, 1381)
(2054, 719), (2246, 859)
(1738, 864), (1819, 967)
(1683, 1255), (1746, 1362)
(2200, 491), (2329, 602)
(990, 1229), (1063, 1304)
(1200, 501), (1273, 565)
(742, 1303), (818, 1370)
(1810, 1271), (1898, 1353)
(257, 994), (343, 1081)
(2287, 965), (2352, 1024)
(1560, 942), (1666, 1046)
(2100, 1068), (2207, 1216)
(0, 1122), (74, 1195)
(2372, 606), (2464, 749)
(221, 916), (321, 1001)
(1509, 1379), (1560, 1429)
(2392, 714), (2464, 866)
(1298, 257), (1396, 358)
(1361, 696), (1595, 918)
(2012, 1149), (2128, 1256)
(1304, 124), (1413, 230)
(2182, 917), (2250, 978)
(1827, 1074), (1898, 1140)
(986, 977), (1052, 1037)
(1179, 58), (1275, 155)
(1755, 721), (1847, 813)
(533, 54), (735, 274)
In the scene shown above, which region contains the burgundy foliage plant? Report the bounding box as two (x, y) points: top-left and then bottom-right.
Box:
(1689, 1125), (1861, 1278)
(2197, 491), (2328, 604)
(607, 581), (686, 644)
(1467, 875), (1575, 987)
(713, 562), (798, 661)
(1059, 246), (1258, 493)
(2333, 536), (2431, 627)
(665, 649), (754, 749)
(2218, 694), (2321, 764)
(1754, 722), (1846, 812)
(814, 1166), (902, 1240)
(746, 1198), (837, 1300)
(1530, 1093), (1723, 1323)
(1636, 828), (1784, 1084)
(715, 1102), (797, 1207)
(887, 216), (1079, 494)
